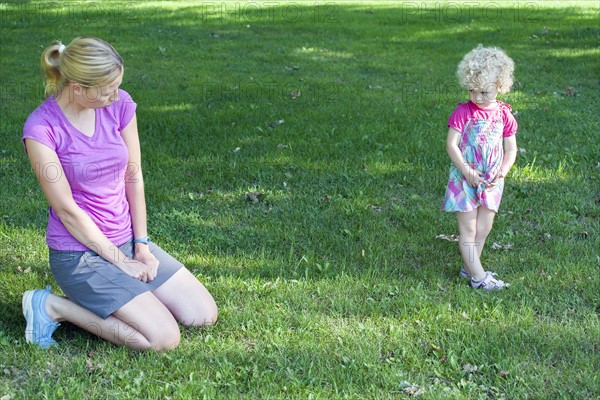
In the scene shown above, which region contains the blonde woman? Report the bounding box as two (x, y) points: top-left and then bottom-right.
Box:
(22, 37), (217, 350)
(442, 45), (518, 290)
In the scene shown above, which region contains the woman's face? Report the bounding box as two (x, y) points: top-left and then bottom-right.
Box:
(76, 69), (123, 109)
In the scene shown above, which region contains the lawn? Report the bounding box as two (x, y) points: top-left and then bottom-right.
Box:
(0, 0), (598, 399)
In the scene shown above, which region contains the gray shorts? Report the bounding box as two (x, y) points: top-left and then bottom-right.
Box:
(49, 240), (183, 319)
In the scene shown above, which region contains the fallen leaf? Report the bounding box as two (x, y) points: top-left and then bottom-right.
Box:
(491, 242), (513, 251)
(245, 191), (263, 203)
(402, 385), (424, 397)
(436, 234), (459, 242)
(463, 363), (478, 373)
(269, 119), (285, 128)
(85, 359), (102, 374)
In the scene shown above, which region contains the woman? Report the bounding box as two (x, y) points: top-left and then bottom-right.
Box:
(22, 36), (217, 350)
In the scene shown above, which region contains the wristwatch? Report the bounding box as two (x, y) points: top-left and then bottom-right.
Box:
(133, 236), (151, 245)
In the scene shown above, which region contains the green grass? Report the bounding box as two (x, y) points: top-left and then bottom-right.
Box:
(1, 0), (599, 398)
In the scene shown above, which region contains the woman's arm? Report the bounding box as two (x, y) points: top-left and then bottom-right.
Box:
(446, 127), (484, 187)
(120, 114), (159, 272)
(121, 114), (148, 240)
(25, 138), (154, 282)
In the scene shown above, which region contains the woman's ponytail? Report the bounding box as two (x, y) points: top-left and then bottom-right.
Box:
(40, 40), (64, 98)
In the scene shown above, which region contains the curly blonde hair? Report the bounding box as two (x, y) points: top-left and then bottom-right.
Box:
(456, 45), (515, 94)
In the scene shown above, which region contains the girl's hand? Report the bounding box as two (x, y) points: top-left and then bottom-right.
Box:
(133, 246), (159, 282)
(463, 167), (486, 188)
(486, 168), (507, 188)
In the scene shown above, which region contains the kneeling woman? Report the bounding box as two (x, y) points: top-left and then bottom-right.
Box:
(22, 37), (217, 350)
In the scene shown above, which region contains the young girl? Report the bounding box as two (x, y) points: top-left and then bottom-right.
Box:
(442, 45), (518, 290)
(22, 37), (217, 350)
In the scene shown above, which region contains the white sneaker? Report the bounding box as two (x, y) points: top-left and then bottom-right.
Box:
(470, 271), (509, 290)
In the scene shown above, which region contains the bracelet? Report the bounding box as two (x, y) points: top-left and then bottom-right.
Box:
(133, 236), (151, 244)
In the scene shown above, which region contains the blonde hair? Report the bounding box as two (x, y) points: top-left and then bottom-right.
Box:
(40, 36), (123, 98)
(456, 44), (515, 94)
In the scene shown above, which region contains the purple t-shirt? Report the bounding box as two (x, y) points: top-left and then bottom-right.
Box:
(448, 100), (518, 137)
(22, 89), (137, 251)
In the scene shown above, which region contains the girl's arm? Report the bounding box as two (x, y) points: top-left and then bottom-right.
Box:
(120, 114), (159, 273)
(488, 135), (517, 186)
(446, 127), (485, 187)
(25, 138), (154, 282)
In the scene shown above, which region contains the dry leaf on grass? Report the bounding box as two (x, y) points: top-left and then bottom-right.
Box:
(491, 242), (513, 250)
(436, 234), (459, 242)
(86, 359), (102, 374)
(463, 363), (478, 373)
(564, 87), (577, 97)
(269, 119), (285, 128)
(399, 382), (424, 397)
(245, 192), (263, 203)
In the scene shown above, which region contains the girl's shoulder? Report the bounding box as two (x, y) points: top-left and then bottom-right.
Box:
(450, 101), (472, 115)
(496, 101), (518, 136)
(447, 102), (474, 132)
(495, 100), (517, 121)
(496, 100), (514, 115)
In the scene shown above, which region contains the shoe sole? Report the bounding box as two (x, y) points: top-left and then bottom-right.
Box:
(22, 290), (36, 344)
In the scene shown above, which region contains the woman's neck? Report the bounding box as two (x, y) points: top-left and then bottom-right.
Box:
(56, 86), (91, 118)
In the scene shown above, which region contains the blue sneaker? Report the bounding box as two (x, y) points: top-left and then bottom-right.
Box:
(22, 286), (60, 349)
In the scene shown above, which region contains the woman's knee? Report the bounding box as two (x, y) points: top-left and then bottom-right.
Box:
(148, 322), (181, 351)
(181, 301), (218, 327)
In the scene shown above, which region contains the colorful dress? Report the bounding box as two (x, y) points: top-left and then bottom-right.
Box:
(442, 100), (517, 213)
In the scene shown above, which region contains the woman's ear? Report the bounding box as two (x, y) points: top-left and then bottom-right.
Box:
(70, 83), (82, 97)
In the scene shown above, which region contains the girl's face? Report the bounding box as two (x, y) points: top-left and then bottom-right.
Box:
(469, 83), (498, 108)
